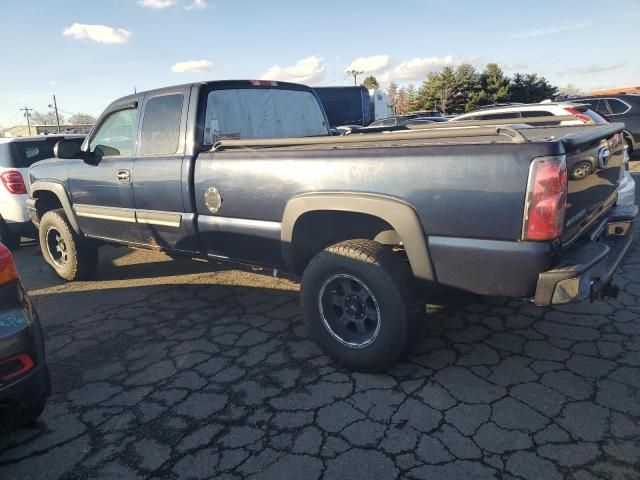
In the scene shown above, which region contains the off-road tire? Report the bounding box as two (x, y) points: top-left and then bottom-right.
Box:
(300, 239), (424, 371)
(38, 209), (98, 281)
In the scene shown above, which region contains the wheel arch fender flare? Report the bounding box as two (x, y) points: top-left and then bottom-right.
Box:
(281, 192), (435, 281)
(30, 181), (82, 234)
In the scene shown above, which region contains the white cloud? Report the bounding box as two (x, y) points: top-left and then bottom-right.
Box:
(138, 0), (177, 9)
(379, 55), (459, 82)
(346, 55), (390, 73)
(501, 62), (528, 71)
(184, 0), (207, 10)
(172, 60), (214, 73)
(63, 23), (132, 44)
(511, 22), (591, 39)
(560, 62), (627, 75)
(261, 56), (325, 84)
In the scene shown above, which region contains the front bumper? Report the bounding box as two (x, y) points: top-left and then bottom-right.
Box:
(534, 212), (636, 306)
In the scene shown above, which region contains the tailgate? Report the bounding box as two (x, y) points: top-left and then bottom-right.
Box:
(559, 123), (625, 244)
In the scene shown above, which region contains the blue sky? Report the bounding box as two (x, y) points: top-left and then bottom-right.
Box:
(1, 0), (638, 126)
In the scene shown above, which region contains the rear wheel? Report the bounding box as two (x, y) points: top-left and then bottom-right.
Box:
(0, 221), (20, 250)
(300, 239), (424, 371)
(39, 209), (98, 281)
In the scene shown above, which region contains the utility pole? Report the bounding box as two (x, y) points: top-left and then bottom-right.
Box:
(52, 95), (61, 133)
(346, 70), (364, 86)
(20, 107), (33, 135)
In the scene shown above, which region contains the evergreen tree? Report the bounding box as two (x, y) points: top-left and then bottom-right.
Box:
(362, 75), (380, 90)
(508, 73), (558, 103)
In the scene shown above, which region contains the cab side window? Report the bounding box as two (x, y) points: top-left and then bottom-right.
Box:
(140, 94), (184, 155)
(89, 109), (137, 157)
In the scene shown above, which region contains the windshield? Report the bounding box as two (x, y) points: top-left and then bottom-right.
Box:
(204, 88), (328, 144)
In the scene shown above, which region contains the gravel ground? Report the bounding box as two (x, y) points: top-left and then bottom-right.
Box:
(0, 171), (639, 480)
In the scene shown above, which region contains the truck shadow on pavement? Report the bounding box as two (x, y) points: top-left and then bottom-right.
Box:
(1, 232), (639, 479)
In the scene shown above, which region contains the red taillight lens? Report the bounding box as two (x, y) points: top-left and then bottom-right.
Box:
(0, 354), (34, 382)
(523, 156), (568, 241)
(564, 107), (591, 124)
(0, 243), (18, 286)
(0, 170), (27, 194)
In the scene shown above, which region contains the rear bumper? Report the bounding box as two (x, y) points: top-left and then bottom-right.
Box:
(3, 220), (36, 236)
(534, 212), (636, 306)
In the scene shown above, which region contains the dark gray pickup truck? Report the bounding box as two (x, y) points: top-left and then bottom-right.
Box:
(27, 80), (636, 370)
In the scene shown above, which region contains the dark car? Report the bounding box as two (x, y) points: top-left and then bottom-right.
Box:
(568, 95), (640, 154)
(0, 243), (50, 428)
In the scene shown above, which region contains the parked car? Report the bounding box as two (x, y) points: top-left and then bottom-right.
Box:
(0, 243), (50, 427)
(565, 94), (640, 154)
(450, 102), (607, 126)
(313, 86), (374, 127)
(366, 116), (436, 128)
(615, 145), (637, 217)
(0, 135), (84, 250)
(28, 80), (636, 371)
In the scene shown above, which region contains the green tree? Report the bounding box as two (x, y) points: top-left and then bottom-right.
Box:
(361, 75), (380, 90)
(417, 66), (456, 113)
(466, 63), (510, 111)
(417, 64), (480, 114)
(508, 73), (558, 103)
(451, 63), (480, 113)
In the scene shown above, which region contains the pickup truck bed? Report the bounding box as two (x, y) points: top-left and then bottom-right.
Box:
(27, 80), (636, 370)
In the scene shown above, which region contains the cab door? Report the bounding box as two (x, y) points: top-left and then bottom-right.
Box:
(131, 87), (197, 252)
(68, 102), (142, 242)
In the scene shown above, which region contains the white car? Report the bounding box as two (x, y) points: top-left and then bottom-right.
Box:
(0, 136), (83, 249)
(450, 102), (608, 126)
(615, 145), (637, 217)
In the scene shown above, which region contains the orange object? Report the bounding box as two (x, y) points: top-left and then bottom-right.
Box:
(0, 243), (18, 286)
(589, 86), (640, 96)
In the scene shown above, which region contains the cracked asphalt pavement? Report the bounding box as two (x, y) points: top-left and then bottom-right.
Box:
(1, 173), (639, 480)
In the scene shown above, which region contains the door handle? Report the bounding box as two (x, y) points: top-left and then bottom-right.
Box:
(116, 169), (131, 182)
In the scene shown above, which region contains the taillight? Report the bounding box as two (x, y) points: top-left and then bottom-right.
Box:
(523, 156), (568, 241)
(564, 107), (591, 124)
(0, 354), (34, 382)
(0, 170), (27, 194)
(0, 243), (19, 286)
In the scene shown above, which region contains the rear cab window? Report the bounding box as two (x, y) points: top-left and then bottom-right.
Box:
(140, 94), (184, 155)
(203, 87), (329, 145)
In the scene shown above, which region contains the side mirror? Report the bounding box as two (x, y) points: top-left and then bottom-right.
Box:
(54, 140), (100, 165)
(54, 140), (81, 159)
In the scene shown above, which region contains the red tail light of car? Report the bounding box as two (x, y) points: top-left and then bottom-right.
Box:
(0, 243), (19, 286)
(522, 156), (568, 241)
(0, 354), (34, 382)
(1, 170), (27, 194)
(564, 107), (592, 125)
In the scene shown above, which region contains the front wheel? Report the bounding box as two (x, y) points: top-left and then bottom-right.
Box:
(38, 209), (98, 281)
(300, 239), (424, 371)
